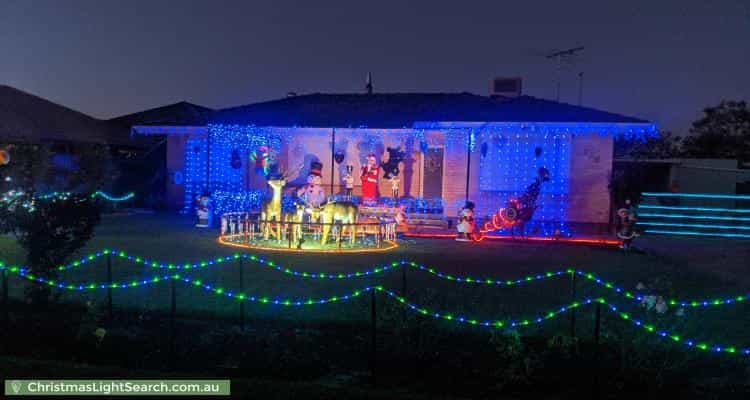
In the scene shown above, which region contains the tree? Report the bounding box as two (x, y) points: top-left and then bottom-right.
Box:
(1, 194), (101, 307)
(681, 100), (750, 164)
(614, 131), (681, 159)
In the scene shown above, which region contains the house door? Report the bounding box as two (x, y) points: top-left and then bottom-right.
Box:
(422, 148), (443, 198)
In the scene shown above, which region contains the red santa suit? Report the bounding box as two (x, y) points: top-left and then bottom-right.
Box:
(360, 164), (379, 199)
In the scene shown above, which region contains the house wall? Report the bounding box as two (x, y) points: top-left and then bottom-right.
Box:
(165, 134), (187, 211)
(567, 134), (613, 223)
(164, 126), (615, 223)
(282, 128), (423, 199)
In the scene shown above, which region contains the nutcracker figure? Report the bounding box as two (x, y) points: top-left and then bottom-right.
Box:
(360, 153), (379, 201)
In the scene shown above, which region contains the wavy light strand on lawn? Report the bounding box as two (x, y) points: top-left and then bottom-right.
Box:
(10, 249), (750, 309)
(379, 290), (750, 356)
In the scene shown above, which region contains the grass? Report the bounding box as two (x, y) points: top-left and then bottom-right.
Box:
(1, 213), (749, 398)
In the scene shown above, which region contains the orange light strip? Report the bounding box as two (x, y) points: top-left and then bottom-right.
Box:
(218, 234), (399, 253)
(403, 232), (620, 246)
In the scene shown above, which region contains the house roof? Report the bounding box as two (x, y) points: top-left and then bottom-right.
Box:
(110, 101), (213, 127)
(211, 92), (650, 128)
(0, 85), (135, 146)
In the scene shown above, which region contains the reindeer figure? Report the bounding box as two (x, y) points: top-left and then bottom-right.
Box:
(283, 202), (306, 245)
(260, 175), (287, 241)
(313, 201), (359, 245)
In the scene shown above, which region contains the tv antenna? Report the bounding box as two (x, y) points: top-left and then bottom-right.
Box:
(546, 46), (584, 102)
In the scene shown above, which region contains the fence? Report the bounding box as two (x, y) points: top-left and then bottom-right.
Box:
(1, 248), (748, 384)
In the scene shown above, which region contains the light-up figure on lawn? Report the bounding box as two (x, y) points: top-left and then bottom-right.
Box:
(360, 154), (379, 202)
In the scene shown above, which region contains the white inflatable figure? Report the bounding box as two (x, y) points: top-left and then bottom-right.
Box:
(343, 165), (355, 201)
(456, 201), (476, 242)
(195, 192), (212, 228)
(297, 161), (326, 209)
(390, 176), (400, 199)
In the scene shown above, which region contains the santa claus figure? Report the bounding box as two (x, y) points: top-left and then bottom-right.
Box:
(360, 153), (379, 201)
(456, 201), (476, 242)
(297, 161), (326, 208)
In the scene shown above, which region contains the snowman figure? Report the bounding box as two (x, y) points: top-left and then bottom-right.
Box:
(297, 161), (326, 209)
(456, 201), (476, 242)
(195, 190), (212, 228)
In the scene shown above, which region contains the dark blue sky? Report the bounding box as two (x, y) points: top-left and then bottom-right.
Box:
(1, 0), (748, 133)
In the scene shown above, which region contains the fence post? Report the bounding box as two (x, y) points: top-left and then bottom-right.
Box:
(107, 253), (113, 320)
(239, 257), (245, 331)
(592, 301), (602, 399)
(401, 265), (407, 323)
(370, 289), (377, 388)
(569, 271), (576, 338)
(2, 269), (8, 327)
(169, 277), (177, 368)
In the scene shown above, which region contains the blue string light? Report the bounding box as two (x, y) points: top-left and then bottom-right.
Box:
(638, 205), (750, 214)
(644, 229), (750, 239)
(642, 192), (750, 200)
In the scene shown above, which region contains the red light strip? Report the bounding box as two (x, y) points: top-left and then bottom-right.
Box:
(403, 232), (620, 246)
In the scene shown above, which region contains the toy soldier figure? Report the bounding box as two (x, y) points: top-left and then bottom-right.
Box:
(360, 153), (379, 201)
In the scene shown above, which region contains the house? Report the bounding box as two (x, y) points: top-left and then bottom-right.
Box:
(0, 85), (153, 194)
(132, 84), (656, 235)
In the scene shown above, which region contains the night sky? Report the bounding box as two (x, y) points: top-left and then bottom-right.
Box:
(1, 0), (748, 133)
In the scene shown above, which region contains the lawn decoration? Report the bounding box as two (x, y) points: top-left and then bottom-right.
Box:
(260, 172), (288, 240)
(617, 201), (639, 250)
(195, 191), (212, 227)
(313, 201), (359, 245)
(360, 154), (379, 200)
(456, 201), (476, 242)
(342, 165), (354, 200)
(381, 146), (405, 180)
(483, 167), (550, 233)
(296, 161), (326, 208)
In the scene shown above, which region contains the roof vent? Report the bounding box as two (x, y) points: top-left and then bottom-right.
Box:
(286, 92), (297, 97)
(489, 77), (522, 98)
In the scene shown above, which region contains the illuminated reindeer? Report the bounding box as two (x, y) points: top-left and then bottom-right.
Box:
(313, 201), (359, 245)
(284, 202), (306, 245)
(260, 173), (287, 241)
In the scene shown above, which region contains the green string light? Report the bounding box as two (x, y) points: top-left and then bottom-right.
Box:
(35, 249), (750, 311)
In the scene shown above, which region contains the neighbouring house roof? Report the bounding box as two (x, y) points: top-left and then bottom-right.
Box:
(0, 85), (136, 146)
(110, 101), (213, 127)
(210, 92), (651, 128)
